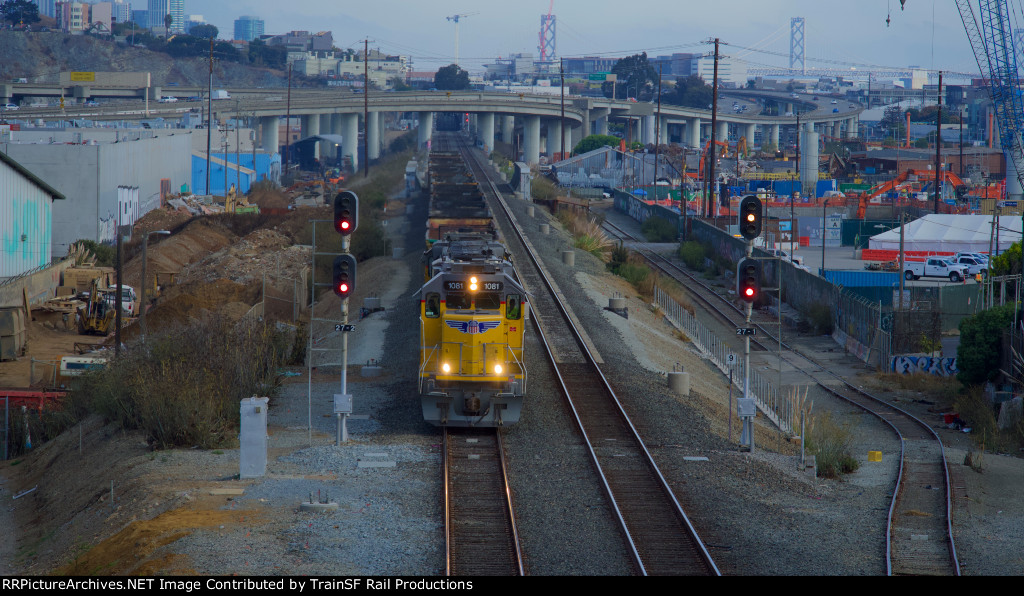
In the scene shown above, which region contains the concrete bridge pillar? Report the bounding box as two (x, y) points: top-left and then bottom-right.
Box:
(343, 113), (359, 171)
(744, 123), (757, 148)
(546, 119), (560, 158)
(770, 124), (780, 148)
(596, 115), (609, 136)
(319, 114), (332, 160)
(657, 118), (668, 145)
(845, 117), (857, 139)
(479, 112), (495, 154)
(716, 121), (729, 142)
(641, 116), (654, 145)
(785, 102), (793, 114)
(302, 115), (320, 159)
(260, 116), (280, 154)
(688, 117), (701, 148)
(417, 111), (433, 149)
(501, 115), (515, 144)
(330, 113), (343, 163)
(524, 115), (541, 166)
(367, 111), (381, 161)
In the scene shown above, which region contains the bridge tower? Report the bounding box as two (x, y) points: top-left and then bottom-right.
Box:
(790, 17), (805, 75)
(539, 13), (556, 62)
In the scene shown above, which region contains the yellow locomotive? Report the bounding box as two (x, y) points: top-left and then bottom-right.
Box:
(419, 235), (528, 426)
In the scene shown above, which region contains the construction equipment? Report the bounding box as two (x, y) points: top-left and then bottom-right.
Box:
(76, 278), (115, 335)
(855, 169), (966, 219)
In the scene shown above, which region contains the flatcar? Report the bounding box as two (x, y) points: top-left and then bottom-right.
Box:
(418, 137), (528, 427)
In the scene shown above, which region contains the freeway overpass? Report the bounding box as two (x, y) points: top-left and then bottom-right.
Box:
(1, 86), (863, 167)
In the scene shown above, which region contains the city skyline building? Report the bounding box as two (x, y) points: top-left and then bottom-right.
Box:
(234, 15), (264, 42)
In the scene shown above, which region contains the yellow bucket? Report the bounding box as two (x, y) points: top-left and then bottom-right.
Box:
(868, 451), (882, 462)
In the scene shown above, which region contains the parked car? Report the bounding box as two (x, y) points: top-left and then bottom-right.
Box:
(904, 257), (969, 282)
(2, 103), (18, 110)
(952, 256), (988, 277)
(102, 286), (137, 316)
(955, 252), (989, 263)
(84, 100), (99, 106)
(831, 99), (838, 104)
(159, 96), (178, 103)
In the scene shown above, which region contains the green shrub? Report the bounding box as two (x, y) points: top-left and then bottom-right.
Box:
(641, 216), (678, 242)
(806, 304), (834, 335)
(957, 304), (1018, 385)
(805, 410), (860, 478)
(678, 241), (705, 270)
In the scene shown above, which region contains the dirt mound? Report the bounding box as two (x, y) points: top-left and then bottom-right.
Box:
(143, 278), (259, 331)
(122, 219), (238, 291)
(249, 188), (289, 209)
(132, 203), (194, 238)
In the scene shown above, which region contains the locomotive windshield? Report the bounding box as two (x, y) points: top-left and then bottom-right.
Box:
(446, 292), (472, 310)
(476, 293), (501, 310)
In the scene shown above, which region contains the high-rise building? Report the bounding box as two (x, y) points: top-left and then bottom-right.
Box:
(34, 0), (57, 18)
(110, 0), (130, 24)
(234, 15), (264, 42)
(147, 0), (182, 33)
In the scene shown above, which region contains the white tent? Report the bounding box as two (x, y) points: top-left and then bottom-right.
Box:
(868, 214), (1022, 253)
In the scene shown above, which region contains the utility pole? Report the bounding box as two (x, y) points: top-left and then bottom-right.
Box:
(654, 63), (662, 195)
(284, 63), (292, 176)
(707, 38), (720, 218)
(206, 37), (213, 195)
(235, 99), (241, 192)
(364, 39), (370, 178)
(898, 211), (906, 310)
(935, 71), (943, 214)
(560, 58), (565, 160)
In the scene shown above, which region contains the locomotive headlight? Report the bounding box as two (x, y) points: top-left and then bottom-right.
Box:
(442, 362), (451, 373)
(494, 364), (503, 374)
(469, 276), (478, 291)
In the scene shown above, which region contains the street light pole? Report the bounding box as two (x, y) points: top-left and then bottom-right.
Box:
(821, 198), (829, 277)
(139, 230), (171, 338)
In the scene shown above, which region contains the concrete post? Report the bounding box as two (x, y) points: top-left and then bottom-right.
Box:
(744, 123), (757, 148)
(717, 120), (729, 142)
(596, 115), (608, 136)
(658, 117), (668, 145)
(343, 113), (359, 171)
(524, 115), (541, 166)
(331, 112), (344, 163)
(367, 111), (380, 160)
(479, 112), (495, 154)
(688, 117), (701, 148)
(303, 114), (320, 159)
(501, 114), (514, 144)
(845, 117), (857, 139)
(546, 119), (559, 158)
(771, 124), (780, 148)
(260, 116), (280, 154)
(642, 115), (654, 145)
(319, 113), (332, 160)
(417, 111), (433, 149)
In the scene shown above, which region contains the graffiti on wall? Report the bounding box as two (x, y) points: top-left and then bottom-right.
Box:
(891, 355), (958, 376)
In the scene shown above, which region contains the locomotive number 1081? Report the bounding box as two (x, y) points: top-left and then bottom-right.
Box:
(445, 280), (504, 291)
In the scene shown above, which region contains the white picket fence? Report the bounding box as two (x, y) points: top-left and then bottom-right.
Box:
(654, 286), (795, 435)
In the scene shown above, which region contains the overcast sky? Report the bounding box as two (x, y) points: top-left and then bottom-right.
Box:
(191, 1), (979, 77)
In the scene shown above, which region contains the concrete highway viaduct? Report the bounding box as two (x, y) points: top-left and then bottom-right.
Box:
(3, 85), (863, 168)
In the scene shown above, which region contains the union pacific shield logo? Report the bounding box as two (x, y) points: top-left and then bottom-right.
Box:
(446, 320), (501, 334)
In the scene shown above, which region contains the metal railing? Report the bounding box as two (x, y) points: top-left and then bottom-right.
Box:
(654, 286), (793, 434)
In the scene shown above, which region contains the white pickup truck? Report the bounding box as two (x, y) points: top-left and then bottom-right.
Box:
(903, 258), (969, 282)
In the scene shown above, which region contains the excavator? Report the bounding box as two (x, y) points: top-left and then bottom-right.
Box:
(855, 169), (966, 219)
(76, 278), (115, 335)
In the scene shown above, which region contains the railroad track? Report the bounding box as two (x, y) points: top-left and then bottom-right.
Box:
(449, 133), (719, 576)
(444, 427), (524, 576)
(602, 216), (960, 575)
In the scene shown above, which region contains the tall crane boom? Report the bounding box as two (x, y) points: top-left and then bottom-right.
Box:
(955, 0), (1024, 200)
(446, 12), (479, 67)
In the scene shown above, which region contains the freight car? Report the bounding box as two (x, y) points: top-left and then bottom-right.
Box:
(418, 137), (529, 427)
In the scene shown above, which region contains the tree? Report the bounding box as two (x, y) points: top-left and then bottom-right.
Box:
(164, 13), (173, 31)
(957, 304), (1019, 385)
(0, 0), (40, 25)
(601, 53), (657, 101)
(389, 76), (412, 91)
(190, 24), (218, 40)
(989, 241), (1022, 278)
(663, 75), (713, 110)
(572, 134), (621, 156)
(248, 39), (287, 69)
(434, 64), (470, 91)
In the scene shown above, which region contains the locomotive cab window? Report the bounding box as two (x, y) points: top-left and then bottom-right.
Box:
(446, 292), (471, 310)
(425, 293), (440, 318)
(476, 292), (501, 311)
(506, 295), (522, 320)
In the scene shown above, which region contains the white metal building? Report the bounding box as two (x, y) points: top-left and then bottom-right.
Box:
(0, 151), (65, 279)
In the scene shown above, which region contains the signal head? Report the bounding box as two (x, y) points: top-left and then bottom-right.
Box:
(332, 254), (357, 298)
(738, 195), (763, 241)
(333, 191), (359, 236)
(736, 257), (761, 304)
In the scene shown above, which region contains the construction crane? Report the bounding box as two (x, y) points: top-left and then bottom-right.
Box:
(953, 1), (1024, 204)
(446, 12), (478, 67)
